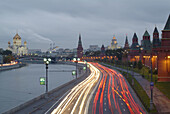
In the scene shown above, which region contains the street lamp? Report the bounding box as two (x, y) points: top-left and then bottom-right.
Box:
(150, 53), (154, 110)
(43, 58), (51, 98)
(73, 58), (80, 79)
(131, 63), (134, 86)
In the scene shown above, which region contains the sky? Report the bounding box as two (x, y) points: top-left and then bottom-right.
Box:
(0, 0), (170, 52)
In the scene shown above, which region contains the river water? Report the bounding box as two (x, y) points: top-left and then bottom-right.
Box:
(0, 64), (76, 113)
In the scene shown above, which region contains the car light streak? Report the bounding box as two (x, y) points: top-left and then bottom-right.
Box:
(51, 62), (100, 114)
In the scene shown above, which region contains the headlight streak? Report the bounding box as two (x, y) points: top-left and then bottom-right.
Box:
(51, 62), (101, 114)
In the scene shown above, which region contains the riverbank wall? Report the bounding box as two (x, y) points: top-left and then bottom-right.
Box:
(0, 63), (26, 71)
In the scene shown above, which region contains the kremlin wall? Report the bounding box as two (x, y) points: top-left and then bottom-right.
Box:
(80, 15), (170, 82)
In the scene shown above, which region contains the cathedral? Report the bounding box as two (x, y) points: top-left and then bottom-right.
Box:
(7, 33), (28, 56)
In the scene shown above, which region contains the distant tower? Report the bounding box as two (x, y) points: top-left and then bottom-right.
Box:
(100, 44), (105, 57)
(141, 30), (151, 52)
(77, 34), (83, 58)
(152, 27), (160, 48)
(124, 35), (129, 49)
(130, 33), (140, 62)
(110, 36), (118, 50)
(131, 33), (139, 50)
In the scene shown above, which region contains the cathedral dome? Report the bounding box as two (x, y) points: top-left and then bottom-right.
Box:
(13, 33), (21, 40)
(8, 41), (10, 44)
(24, 41), (27, 44)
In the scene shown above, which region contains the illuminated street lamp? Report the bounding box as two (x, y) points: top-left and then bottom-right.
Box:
(73, 58), (80, 79)
(43, 58), (51, 98)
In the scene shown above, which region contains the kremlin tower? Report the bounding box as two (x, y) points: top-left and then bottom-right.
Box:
(129, 33), (140, 62)
(157, 15), (170, 82)
(124, 35), (129, 50)
(77, 34), (83, 58)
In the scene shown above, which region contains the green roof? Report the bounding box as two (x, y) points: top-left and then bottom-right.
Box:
(143, 30), (150, 36)
(164, 14), (170, 30)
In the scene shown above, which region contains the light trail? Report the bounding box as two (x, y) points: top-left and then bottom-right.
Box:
(92, 64), (146, 114)
(51, 62), (100, 114)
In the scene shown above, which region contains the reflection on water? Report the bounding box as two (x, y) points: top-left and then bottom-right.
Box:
(0, 64), (75, 113)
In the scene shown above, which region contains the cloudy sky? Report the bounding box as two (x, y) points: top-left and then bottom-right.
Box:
(0, 0), (170, 51)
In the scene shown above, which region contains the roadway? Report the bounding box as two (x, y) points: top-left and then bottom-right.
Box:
(51, 63), (146, 114)
(89, 63), (146, 114)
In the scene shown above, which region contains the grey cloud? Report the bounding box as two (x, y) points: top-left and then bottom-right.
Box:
(0, 0), (170, 51)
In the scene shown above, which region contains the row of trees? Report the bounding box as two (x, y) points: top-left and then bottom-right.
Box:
(0, 49), (14, 63)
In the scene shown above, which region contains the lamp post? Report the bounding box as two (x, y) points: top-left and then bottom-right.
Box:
(73, 58), (80, 79)
(150, 53), (154, 110)
(131, 63), (134, 86)
(43, 58), (51, 98)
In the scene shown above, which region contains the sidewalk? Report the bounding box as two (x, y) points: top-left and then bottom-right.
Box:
(103, 63), (170, 113)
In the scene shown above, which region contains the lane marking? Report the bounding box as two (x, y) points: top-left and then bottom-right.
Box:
(123, 109), (125, 111)
(105, 108), (107, 111)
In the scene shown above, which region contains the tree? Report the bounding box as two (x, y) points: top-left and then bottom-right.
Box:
(3, 50), (12, 55)
(138, 60), (143, 70)
(3, 55), (15, 63)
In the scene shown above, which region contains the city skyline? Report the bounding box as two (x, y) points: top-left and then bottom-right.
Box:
(0, 0), (170, 51)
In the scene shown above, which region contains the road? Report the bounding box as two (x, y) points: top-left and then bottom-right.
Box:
(51, 62), (101, 114)
(90, 63), (146, 114)
(51, 63), (146, 114)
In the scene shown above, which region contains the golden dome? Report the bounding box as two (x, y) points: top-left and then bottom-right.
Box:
(14, 41), (16, 44)
(8, 41), (10, 44)
(13, 33), (21, 40)
(24, 41), (27, 44)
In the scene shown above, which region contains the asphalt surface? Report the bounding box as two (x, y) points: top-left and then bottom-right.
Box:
(88, 63), (146, 114)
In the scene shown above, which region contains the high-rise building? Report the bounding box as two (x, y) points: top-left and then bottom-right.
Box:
(77, 34), (83, 58)
(108, 36), (118, 50)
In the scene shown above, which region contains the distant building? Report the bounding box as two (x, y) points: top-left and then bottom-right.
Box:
(28, 49), (42, 55)
(0, 55), (3, 64)
(77, 34), (83, 58)
(88, 45), (100, 51)
(108, 36), (118, 50)
(100, 45), (105, 57)
(7, 33), (28, 56)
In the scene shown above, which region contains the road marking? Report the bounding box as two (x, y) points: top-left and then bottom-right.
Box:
(121, 103), (123, 105)
(104, 102), (106, 105)
(123, 109), (125, 111)
(105, 108), (107, 111)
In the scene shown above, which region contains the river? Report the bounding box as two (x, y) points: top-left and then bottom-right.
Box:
(0, 64), (76, 113)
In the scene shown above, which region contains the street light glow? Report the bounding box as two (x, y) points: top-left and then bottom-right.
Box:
(44, 58), (47, 62)
(48, 58), (51, 61)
